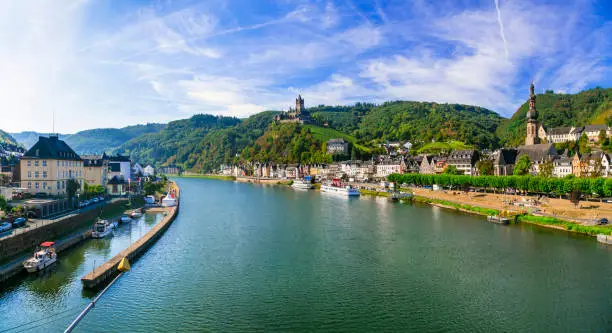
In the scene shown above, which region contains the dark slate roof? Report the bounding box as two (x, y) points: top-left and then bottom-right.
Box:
(547, 127), (573, 135)
(494, 149), (518, 165)
(23, 136), (81, 160)
(327, 138), (346, 143)
(82, 153), (108, 167)
(109, 154), (130, 162)
(517, 144), (557, 162)
(583, 124), (608, 132)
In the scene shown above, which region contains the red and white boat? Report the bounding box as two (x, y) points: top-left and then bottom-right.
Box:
(23, 242), (57, 273)
(320, 178), (360, 196)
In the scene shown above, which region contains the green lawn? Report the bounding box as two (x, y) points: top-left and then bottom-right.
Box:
(417, 140), (473, 154)
(303, 125), (371, 152)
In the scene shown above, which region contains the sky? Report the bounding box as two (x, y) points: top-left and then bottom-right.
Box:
(1, 0), (612, 133)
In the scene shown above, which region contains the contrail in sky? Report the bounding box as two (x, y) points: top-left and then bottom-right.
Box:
(494, 0), (509, 61)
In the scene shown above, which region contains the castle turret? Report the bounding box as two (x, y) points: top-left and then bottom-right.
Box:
(525, 82), (540, 145)
(296, 95), (305, 114)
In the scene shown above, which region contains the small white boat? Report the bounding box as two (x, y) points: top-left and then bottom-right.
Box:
(320, 178), (360, 197)
(91, 219), (117, 238)
(161, 192), (178, 207)
(292, 176), (313, 190)
(23, 242), (57, 273)
(487, 215), (510, 225)
(120, 215), (132, 223)
(130, 211), (142, 219)
(597, 234), (612, 245)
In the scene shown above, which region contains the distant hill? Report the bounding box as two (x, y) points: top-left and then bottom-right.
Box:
(497, 87), (612, 146)
(11, 123), (165, 154)
(0, 130), (25, 153)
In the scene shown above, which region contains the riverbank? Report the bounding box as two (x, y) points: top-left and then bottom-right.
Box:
(176, 174), (236, 181)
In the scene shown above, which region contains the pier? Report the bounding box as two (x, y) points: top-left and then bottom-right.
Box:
(81, 182), (180, 289)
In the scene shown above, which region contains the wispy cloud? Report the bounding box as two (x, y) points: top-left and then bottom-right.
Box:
(493, 0), (509, 61)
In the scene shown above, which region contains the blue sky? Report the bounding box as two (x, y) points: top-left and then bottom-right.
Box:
(2, 0), (612, 133)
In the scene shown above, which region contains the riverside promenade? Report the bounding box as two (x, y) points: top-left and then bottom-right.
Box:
(81, 182), (180, 289)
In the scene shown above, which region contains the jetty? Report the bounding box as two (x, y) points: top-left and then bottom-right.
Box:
(81, 182), (180, 289)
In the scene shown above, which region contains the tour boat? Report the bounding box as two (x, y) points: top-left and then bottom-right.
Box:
(120, 215), (132, 223)
(23, 242), (57, 273)
(91, 219), (117, 238)
(292, 176), (313, 190)
(320, 178), (360, 196)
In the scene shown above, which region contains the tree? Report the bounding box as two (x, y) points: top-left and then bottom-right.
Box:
(569, 189), (581, 208)
(0, 195), (8, 212)
(578, 133), (591, 154)
(66, 179), (80, 206)
(476, 160), (494, 175)
(538, 159), (554, 178)
(443, 165), (463, 175)
(514, 155), (532, 176)
(599, 129), (607, 144)
(589, 156), (603, 178)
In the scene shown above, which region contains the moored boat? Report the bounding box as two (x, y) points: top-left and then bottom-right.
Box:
(597, 234), (612, 245)
(23, 242), (57, 273)
(292, 176), (313, 190)
(120, 215), (132, 223)
(320, 178), (360, 197)
(487, 215), (510, 225)
(130, 211), (142, 219)
(91, 219), (117, 238)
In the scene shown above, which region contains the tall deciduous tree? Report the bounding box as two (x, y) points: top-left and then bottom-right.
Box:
(514, 155), (532, 176)
(538, 159), (554, 178)
(476, 160), (494, 175)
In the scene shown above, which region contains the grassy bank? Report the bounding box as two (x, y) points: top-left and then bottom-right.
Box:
(413, 195), (500, 216)
(177, 174), (235, 181)
(360, 189), (390, 197)
(518, 215), (612, 236)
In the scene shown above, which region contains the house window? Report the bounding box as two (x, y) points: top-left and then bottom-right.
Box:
(57, 161), (59, 167)
(27, 161), (31, 166)
(57, 181), (60, 189)
(27, 171), (31, 178)
(34, 161), (39, 167)
(62, 181), (66, 189)
(35, 182), (39, 189)
(34, 171), (39, 178)
(42, 182), (47, 189)
(42, 160), (47, 166)
(28, 182), (31, 189)
(43, 171), (47, 178)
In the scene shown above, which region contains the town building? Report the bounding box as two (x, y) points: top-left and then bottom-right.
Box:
(491, 149), (517, 176)
(106, 175), (127, 196)
(108, 154), (131, 181)
(375, 159), (402, 178)
(539, 126), (583, 143)
(144, 165), (155, 177)
(132, 163), (145, 178)
(19, 135), (84, 195)
(573, 152), (610, 177)
(401, 156), (422, 174)
(517, 143), (557, 175)
(525, 82), (541, 146)
(419, 155), (437, 174)
(159, 166), (180, 175)
(583, 124), (609, 143)
(552, 153), (573, 178)
(81, 154), (109, 187)
(446, 150), (480, 175)
(326, 138), (349, 155)
(273, 95), (312, 124)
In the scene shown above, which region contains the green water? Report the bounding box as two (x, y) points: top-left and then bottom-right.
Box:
(2, 177), (612, 332)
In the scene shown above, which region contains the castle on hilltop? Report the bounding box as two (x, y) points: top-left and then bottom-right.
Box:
(274, 95), (312, 124)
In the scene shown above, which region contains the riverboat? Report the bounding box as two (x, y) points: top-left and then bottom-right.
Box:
(388, 191), (413, 202)
(321, 178), (360, 197)
(120, 215), (132, 223)
(92, 219), (117, 238)
(487, 215), (510, 225)
(23, 242), (57, 273)
(292, 176), (313, 190)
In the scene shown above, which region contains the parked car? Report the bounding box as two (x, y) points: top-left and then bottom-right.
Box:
(78, 201), (86, 208)
(98, 196), (105, 201)
(598, 218), (609, 225)
(12, 217), (27, 227)
(91, 198), (99, 203)
(0, 222), (12, 233)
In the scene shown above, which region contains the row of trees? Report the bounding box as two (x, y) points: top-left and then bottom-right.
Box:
(388, 173), (612, 198)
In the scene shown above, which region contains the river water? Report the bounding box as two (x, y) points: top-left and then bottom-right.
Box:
(2, 177), (612, 332)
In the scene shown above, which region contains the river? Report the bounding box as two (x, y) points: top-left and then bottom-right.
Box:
(2, 177), (612, 332)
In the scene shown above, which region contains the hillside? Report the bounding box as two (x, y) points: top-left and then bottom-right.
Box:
(356, 101), (503, 149)
(0, 130), (23, 153)
(497, 87), (612, 146)
(115, 114), (243, 168)
(10, 123), (165, 154)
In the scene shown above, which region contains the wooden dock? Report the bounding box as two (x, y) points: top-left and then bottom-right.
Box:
(81, 183), (180, 289)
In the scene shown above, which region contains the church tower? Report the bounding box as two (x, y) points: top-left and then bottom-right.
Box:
(525, 82), (540, 145)
(295, 95), (305, 115)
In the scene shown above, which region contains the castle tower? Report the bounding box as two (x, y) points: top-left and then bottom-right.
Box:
(295, 95), (305, 115)
(525, 82), (540, 145)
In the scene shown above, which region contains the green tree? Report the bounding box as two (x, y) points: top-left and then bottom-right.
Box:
(599, 129), (607, 144)
(578, 133), (591, 154)
(66, 179), (80, 206)
(538, 159), (554, 178)
(443, 165), (463, 175)
(0, 195), (8, 212)
(476, 160), (494, 175)
(569, 189), (581, 208)
(514, 155), (532, 176)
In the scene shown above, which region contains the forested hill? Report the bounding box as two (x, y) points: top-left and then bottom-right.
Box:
(114, 114), (245, 168)
(0, 130), (23, 153)
(496, 87), (612, 146)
